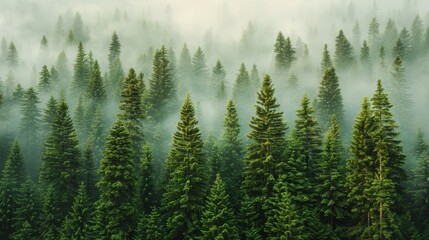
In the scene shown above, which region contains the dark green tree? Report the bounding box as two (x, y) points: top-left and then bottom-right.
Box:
(72, 42), (90, 95)
(161, 94), (207, 239)
(241, 75), (287, 236)
(88, 105), (105, 162)
(86, 60), (106, 104)
(12, 83), (25, 104)
(274, 32), (296, 71)
(320, 44), (333, 73)
(200, 174), (239, 239)
(135, 207), (164, 240)
(334, 30), (355, 70)
(108, 32), (121, 67)
(211, 59), (227, 100)
(20, 88), (41, 139)
(315, 67), (345, 131)
(137, 144), (155, 214)
(40, 185), (61, 240)
(0, 140), (26, 239)
(392, 39), (406, 60)
(82, 143), (98, 201)
(95, 119), (136, 239)
(38, 65), (51, 93)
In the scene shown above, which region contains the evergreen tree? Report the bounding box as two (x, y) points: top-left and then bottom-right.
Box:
(411, 14), (424, 55)
(137, 144), (155, 214)
(219, 100), (243, 211)
(72, 42), (90, 95)
(82, 143), (98, 201)
(382, 19), (399, 57)
(39, 98), (81, 220)
(12, 83), (25, 104)
(178, 43), (192, 81)
(135, 207), (164, 240)
(95, 119), (136, 239)
(89, 105), (105, 162)
(389, 56), (411, 130)
(161, 94), (207, 239)
(250, 64), (260, 89)
(20, 88), (41, 138)
(6, 42), (18, 67)
(72, 12), (88, 43)
(191, 46), (209, 91)
(241, 75), (287, 236)
(211, 59), (227, 100)
(360, 40), (371, 67)
(320, 44), (333, 73)
(264, 175), (305, 239)
(86, 60), (106, 104)
(315, 67), (345, 131)
(334, 30), (355, 70)
(398, 27), (412, 59)
(392, 39), (406, 61)
(368, 17), (380, 52)
(0, 140), (26, 239)
(200, 174), (239, 239)
(50, 65), (59, 85)
(42, 96), (58, 135)
(73, 96), (87, 143)
(108, 32), (121, 68)
(66, 30), (76, 46)
(274, 32), (296, 71)
(148, 46), (175, 120)
(60, 182), (93, 240)
(11, 179), (41, 240)
(38, 65), (51, 93)
(119, 68), (144, 167)
(107, 32), (124, 96)
(40, 185), (61, 240)
(317, 116), (345, 230)
(40, 35), (48, 49)
(56, 51), (71, 82)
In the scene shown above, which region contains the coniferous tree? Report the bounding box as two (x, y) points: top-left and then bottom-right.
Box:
(108, 32), (121, 67)
(161, 94), (207, 239)
(274, 32), (296, 71)
(334, 30), (355, 70)
(382, 19), (399, 57)
(56, 51), (71, 82)
(315, 67), (345, 131)
(360, 40), (371, 67)
(317, 116), (345, 230)
(211, 59), (227, 100)
(107, 32), (124, 96)
(72, 12), (88, 43)
(88, 105), (105, 162)
(38, 65), (51, 93)
(20, 88), (41, 139)
(264, 175), (305, 239)
(12, 83), (24, 104)
(241, 75), (287, 237)
(250, 64), (260, 90)
(95, 119), (136, 239)
(40, 185), (61, 240)
(389, 56), (411, 131)
(6, 42), (18, 67)
(320, 44), (333, 73)
(135, 207), (164, 240)
(82, 143), (98, 201)
(148, 46), (175, 120)
(368, 17), (380, 52)
(50, 66), (59, 86)
(39, 98), (81, 220)
(0, 140), (26, 239)
(60, 182), (93, 240)
(137, 144), (155, 214)
(411, 14), (424, 55)
(40, 35), (48, 49)
(42, 96), (57, 135)
(200, 174), (239, 239)
(392, 39), (406, 61)
(86, 60), (106, 104)
(191, 46), (209, 91)
(178, 43), (192, 81)
(11, 179), (41, 240)
(399, 27), (412, 59)
(72, 42), (90, 95)
(119, 68), (144, 167)
(73, 96), (87, 143)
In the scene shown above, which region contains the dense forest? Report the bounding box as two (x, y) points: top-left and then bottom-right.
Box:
(0, 0), (429, 239)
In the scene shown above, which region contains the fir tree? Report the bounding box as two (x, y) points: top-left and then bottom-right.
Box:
(264, 175), (305, 239)
(274, 32), (296, 71)
(320, 44), (333, 73)
(39, 98), (81, 220)
(86, 60), (106, 104)
(88, 105), (105, 162)
(56, 51), (71, 82)
(20, 88), (41, 138)
(382, 19), (399, 57)
(250, 64), (260, 89)
(60, 182), (93, 240)
(137, 144), (155, 214)
(135, 207), (164, 240)
(392, 39), (406, 61)
(6, 42), (18, 67)
(72, 12), (88, 43)
(368, 17), (380, 52)
(40, 35), (48, 49)
(200, 174), (239, 239)
(241, 75), (287, 236)
(66, 30), (76, 46)
(40, 185), (61, 240)
(38, 65), (51, 93)
(82, 143), (98, 201)
(50, 66), (59, 85)
(12, 83), (25, 104)
(360, 40), (371, 67)
(108, 32), (121, 68)
(191, 46), (209, 91)
(411, 14), (424, 55)
(161, 94), (207, 239)
(72, 42), (90, 95)
(0, 140), (26, 239)
(334, 30), (355, 70)
(315, 67), (345, 131)
(211, 59), (227, 99)
(95, 119), (136, 239)
(389, 56), (411, 130)
(178, 43), (192, 81)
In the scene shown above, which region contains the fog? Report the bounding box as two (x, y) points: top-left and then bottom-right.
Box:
(1, 0), (429, 170)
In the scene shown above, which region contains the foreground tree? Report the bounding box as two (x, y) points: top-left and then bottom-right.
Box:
(161, 94), (207, 239)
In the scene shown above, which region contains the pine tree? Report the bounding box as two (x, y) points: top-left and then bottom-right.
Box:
(56, 51), (71, 82)
(20, 88), (41, 138)
(398, 27), (412, 59)
(148, 46), (175, 120)
(40, 185), (61, 240)
(368, 17), (380, 52)
(320, 44), (333, 73)
(161, 94), (207, 239)
(119, 68), (144, 167)
(12, 83), (25, 104)
(72, 42), (90, 95)
(38, 65), (51, 93)
(11, 179), (41, 240)
(6, 42), (18, 67)
(107, 32), (124, 96)
(178, 43), (192, 81)
(411, 14), (424, 55)
(317, 116), (345, 230)
(108, 32), (121, 68)
(241, 75), (287, 236)
(66, 30), (76, 46)
(82, 143), (98, 201)
(88, 105), (105, 162)
(250, 64), (260, 90)
(0, 140), (26, 239)
(334, 30), (355, 70)
(73, 96), (87, 143)
(392, 39), (406, 60)
(50, 66), (59, 85)
(60, 182), (93, 240)
(72, 12), (88, 43)
(382, 19), (398, 57)
(264, 175), (305, 239)
(274, 32), (296, 71)
(40, 35), (48, 49)
(95, 119), (136, 239)
(232, 63), (254, 114)
(86, 60), (106, 104)
(315, 67), (345, 131)
(137, 144), (155, 214)
(39, 98), (81, 219)
(389, 56), (411, 131)
(191, 46), (209, 91)
(200, 174), (239, 239)
(135, 207), (164, 240)
(219, 100), (243, 211)
(211, 59), (227, 100)
(360, 40), (371, 67)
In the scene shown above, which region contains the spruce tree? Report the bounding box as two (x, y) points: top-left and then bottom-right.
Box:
(38, 65), (51, 93)
(382, 19), (399, 57)
(72, 42), (90, 95)
(368, 17), (380, 52)
(107, 32), (124, 97)
(191, 46), (209, 91)
(200, 174), (239, 239)
(88, 105), (105, 162)
(12, 83), (24, 104)
(82, 143), (98, 201)
(317, 116), (345, 230)
(86, 60), (106, 104)
(320, 44), (333, 73)
(411, 14), (424, 55)
(20, 88), (41, 137)
(211, 59), (227, 100)
(0, 140), (26, 239)
(60, 182), (93, 240)
(39, 98), (81, 219)
(137, 144), (155, 214)
(315, 67), (345, 131)
(40, 185), (61, 240)
(135, 207), (164, 240)
(95, 119), (136, 239)
(392, 39), (406, 60)
(334, 30), (355, 70)
(42, 96), (58, 135)
(6, 42), (18, 67)
(360, 40), (371, 67)
(119, 68), (144, 167)
(274, 32), (296, 71)
(178, 43), (192, 81)
(264, 175), (305, 239)
(250, 64), (260, 90)
(40, 35), (48, 49)
(161, 94), (207, 239)
(389, 56), (411, 131)
(241, 75), (287, 236)
(108, 32), (121, 68)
